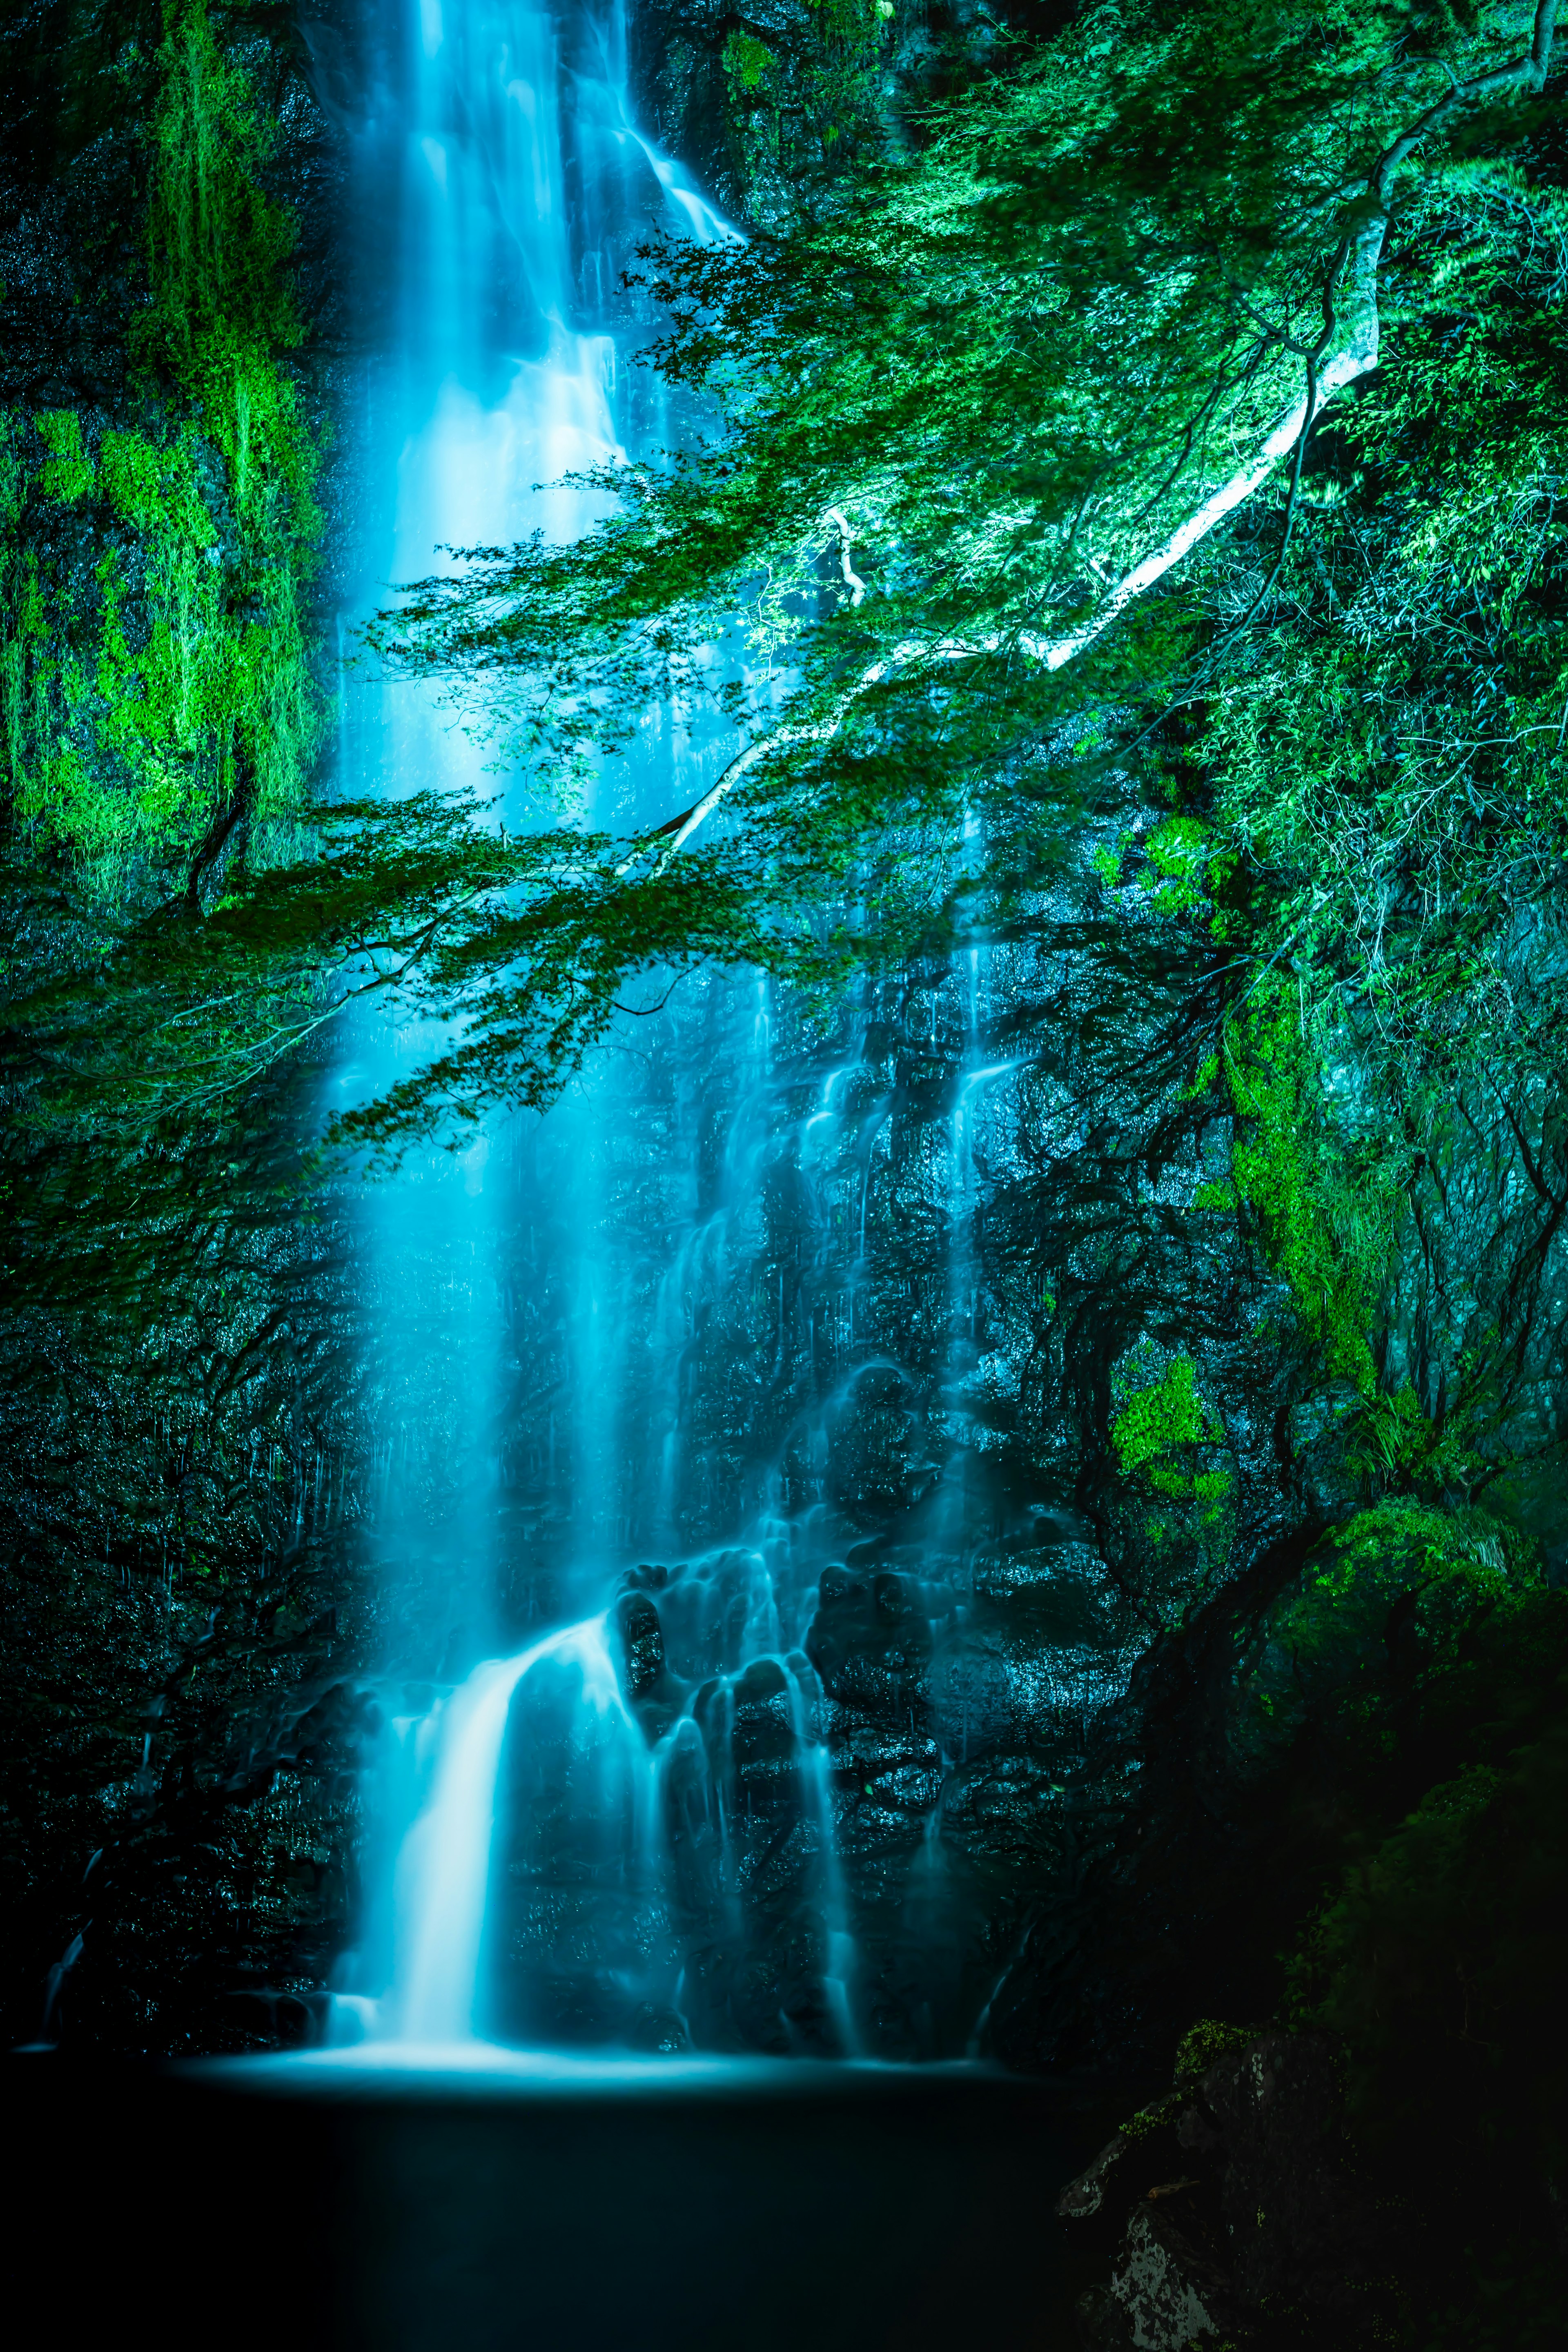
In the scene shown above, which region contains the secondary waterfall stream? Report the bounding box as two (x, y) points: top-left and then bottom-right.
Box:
(327, 0), (1060, 2064)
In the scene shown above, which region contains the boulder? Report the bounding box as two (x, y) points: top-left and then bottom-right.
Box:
(1105, 2204), (1237, 2350)
(1058, 2030), (1401, 2348)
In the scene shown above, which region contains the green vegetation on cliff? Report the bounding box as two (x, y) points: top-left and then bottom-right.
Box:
(0, 0), (358, 2055)
(3, 0), (319, 891)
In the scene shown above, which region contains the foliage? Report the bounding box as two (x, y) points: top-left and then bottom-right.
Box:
(354, 0), (1565, 1438)
(1205, 176), (1568, 1107)
(381, 0), (1559, 777)
(6, 0), (1560, 1413)
(1348, 1379), (1487, 1492)
(3, 2), (1561, 1590)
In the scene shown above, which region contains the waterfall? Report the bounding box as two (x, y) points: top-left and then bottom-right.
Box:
(358, 0), (726, 2049)
(325, 0), (1031, 2066)
(333, 0), (877, 2058)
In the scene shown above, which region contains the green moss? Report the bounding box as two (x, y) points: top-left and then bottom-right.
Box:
(1111, 1354), (1222, 1476)
(1118, 2089), (1182, 2140)
(1294, 1500), (1530, 1625)
(1191, 1178), (1236, 1211)
(100, 425), (216, 546)
(723, 31), (776, 90)
(0, 409), (26, 530)
(142, 5), (307, 486)
(1192, 1468), (1233, 1519)
(724, 0), (887, 174)
(2, 2), (321, 885)
(1172, 2017), (1261, 2089)
(1179, 1051), (1220, 1102)
(1234, 1500), (1541, 1774)
(1226, 991), (1384, 1397)
(35, 410), (96, 503)
(1110, 1353), (1234, 1543)
(1146, 813), (1208, 913)
(1115, 2022), (1265, 2132)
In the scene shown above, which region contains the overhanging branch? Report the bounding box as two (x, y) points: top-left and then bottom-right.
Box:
(626, 0), (1557, 866)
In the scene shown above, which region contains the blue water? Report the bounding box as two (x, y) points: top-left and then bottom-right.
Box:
(10, 2049), (1083, 2349)
(316, 0), (1043, 2067)
(323, 0), (871, 2063)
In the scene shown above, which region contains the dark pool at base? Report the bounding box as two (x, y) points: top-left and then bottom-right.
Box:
(9, 2052), (1089, 2351)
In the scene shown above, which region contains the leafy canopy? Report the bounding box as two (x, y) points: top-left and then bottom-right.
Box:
(350, 0), (1562, 1149)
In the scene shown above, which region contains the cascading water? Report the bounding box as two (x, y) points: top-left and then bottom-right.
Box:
(323, 0), (1076, 2068)
(327, 0), (885, 2060)
(391, 1617), (644, 2044)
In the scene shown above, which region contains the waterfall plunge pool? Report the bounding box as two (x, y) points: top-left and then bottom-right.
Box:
(11, 2050), (1091, 2349)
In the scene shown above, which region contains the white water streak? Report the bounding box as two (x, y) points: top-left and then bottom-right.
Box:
(392, 1616), (634, 2043)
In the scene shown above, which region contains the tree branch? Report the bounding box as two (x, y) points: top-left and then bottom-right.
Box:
(620, 0), (1557, 866)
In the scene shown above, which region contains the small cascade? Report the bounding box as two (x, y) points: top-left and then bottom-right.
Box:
(390, 1617), (642, 2044)
(370, 1582), (869, 2055)
(786, 1658), (861, 2056)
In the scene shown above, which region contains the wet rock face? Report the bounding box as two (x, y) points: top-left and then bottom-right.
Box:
(806, 1566), (931, 1711)
(613, 1591), (667, 1700)
(0, 0), (373, 2059)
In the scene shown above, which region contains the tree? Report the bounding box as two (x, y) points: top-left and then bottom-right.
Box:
(381, 0), (1556, 817)
(10, 0), (1562, 1172)
(344, 0), (1562, 1147)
